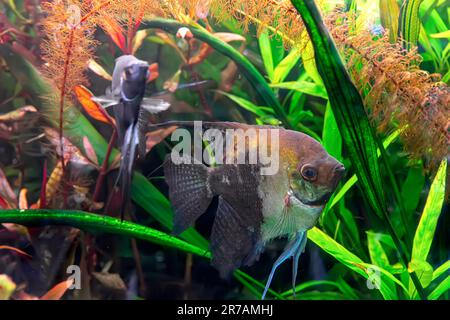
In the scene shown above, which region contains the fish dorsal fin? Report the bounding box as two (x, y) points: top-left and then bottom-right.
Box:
(137, 98), (171, 158)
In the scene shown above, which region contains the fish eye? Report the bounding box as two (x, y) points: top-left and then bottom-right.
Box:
(123, 68), (132, 79)
(301, 164), (318, 182)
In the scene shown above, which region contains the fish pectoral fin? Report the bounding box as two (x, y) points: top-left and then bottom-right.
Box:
(141, 98), (170, 113)
(210, 196), (260, 279)
(91, 95), (118, 109)
(261, 231), (306, 300)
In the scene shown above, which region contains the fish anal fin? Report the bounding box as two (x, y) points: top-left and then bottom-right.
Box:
(211, 196), (261, 279)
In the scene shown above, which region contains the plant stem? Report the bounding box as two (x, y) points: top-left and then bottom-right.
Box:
(92, 130), (117, 203)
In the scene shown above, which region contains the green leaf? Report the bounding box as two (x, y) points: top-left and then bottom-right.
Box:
(272, 49), (300, 84)
(379, 0), (400, 42)
(302, 37), (322, 85)
(219, 91), (270, 117)
(322, 102), (342, 160)
(430, 30), (450, 38)
(367, 231), (391, 269)
(270, 81), (328, 99)
(327, 130), (400, 211)
(409, 260), (434, 291)
(259, 30), (275, 81)
(432, 260), (450, 281)
(399, 0), (424, 50)
(0, 210), (209, 258)
(412, 159), (447, 262)
(428, 276), (450, 300)
(308, 228), (407, 299)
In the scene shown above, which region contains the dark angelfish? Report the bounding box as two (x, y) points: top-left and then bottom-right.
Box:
(92, 55), (170, 220)
(156, 121), (345, 299)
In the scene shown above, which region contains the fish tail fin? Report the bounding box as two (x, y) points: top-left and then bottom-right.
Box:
(163, 155), (213, 234)
(114, 123), (138, 221)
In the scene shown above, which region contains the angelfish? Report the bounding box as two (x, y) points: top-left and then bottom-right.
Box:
(92, 55), (170, 219)
(159, 122), (345, 299)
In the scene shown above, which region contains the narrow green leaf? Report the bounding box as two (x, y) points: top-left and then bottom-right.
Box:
(412, 159), (447, 262)
(399, 0), (424, 50)
(430, 30), (450, 38)
(219, 91), (270, 117)
(272, 49), (300, 84)
(259, 30), (275, 81)
(0, 210), (209, 258)
(270, 81), (328, 99)
(428, 276), (450, 300)
(432, 260), (450, 281)
(308, 227), (407, 299)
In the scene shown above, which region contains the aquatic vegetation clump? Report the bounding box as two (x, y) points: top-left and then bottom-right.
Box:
(326, 11), (450, 169)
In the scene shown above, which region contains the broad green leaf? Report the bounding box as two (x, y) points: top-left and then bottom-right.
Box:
(401, 166), (425, 216)
(428, 276), (450, 300)
(322, 102), (342, 160)
(270, 81), (328, 99)
(412, 159), (447, 262)
(380, 0), (400, 42)
(272, 49), (300, 84)
(367, 231), (391, 269)
(409, 260), (434, 291)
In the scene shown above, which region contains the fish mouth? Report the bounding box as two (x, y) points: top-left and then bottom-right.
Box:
(292, 190), (332, 208)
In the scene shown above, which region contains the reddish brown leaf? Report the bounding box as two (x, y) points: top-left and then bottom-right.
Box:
(101, 17), (126, 52)
(132, 29), (148, 55)
(0, 167), (16, 207)
(73, 85), (115, 126)
(0, 195), (8, 209)
(147, 63), (159, 82)
(146, 126), (178, 153)
(0, 245), (31, 259)
(83, 136), (99, 166)
(88, 59), (112, 81)
(40, 279), (74, 300)
(18, 188), (28, 210)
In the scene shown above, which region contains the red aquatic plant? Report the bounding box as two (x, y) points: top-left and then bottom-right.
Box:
(326, 10), (449, 169)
